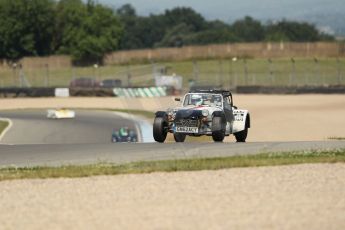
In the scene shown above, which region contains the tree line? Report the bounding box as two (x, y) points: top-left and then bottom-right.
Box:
(0, 0), (334, 63)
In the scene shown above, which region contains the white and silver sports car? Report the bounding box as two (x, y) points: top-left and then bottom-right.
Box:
(153, 89), (250, 143)
(47, 109), (76, 119)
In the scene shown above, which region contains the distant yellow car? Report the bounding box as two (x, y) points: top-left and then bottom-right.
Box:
(47, 109), (76, 119)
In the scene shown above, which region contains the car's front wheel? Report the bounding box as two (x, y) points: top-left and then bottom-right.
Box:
(212, 116), (225, 142)
(234, 117), (249, 142)
(174, 133), (186, 142)
(153, 116), (168, 143)
(234, 128), (248, 142)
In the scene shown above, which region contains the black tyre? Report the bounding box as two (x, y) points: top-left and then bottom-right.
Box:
(153, 117), (168, 143)
(234, 117), (249, 142)
(234, 128), (248, 142)
(212, 116), (225, 142)
(174, 133), (186, 142)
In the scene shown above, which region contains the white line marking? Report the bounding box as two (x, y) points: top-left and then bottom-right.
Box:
(0, 118), (13, 142)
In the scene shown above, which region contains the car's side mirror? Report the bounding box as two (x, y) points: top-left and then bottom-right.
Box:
(175, 98), (181, 101)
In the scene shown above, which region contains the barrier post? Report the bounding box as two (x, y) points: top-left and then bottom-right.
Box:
(127, 65), (131, 87)
(337, 58), (341, 85)
(290, 58), (296, 86)
(268, 59), (274, 86)
(193, 60), (199, 85)
(218, 59), (224, 87)
(12, 63), (17, 87)
(45, 64), (49, 87)
(243, 58), (248, 85)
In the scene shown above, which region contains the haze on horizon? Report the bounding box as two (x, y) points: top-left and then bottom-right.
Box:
(98, 0), (345, 35)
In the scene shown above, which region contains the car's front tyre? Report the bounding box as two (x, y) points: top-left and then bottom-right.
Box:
(211, 116), (225, 142)
(234, 128), (248, 142)
(234, 117), (249, 142)
(153, 116), (168, 143)
(174, 133), (186, 142)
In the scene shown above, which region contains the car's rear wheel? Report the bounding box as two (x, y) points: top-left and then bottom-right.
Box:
(174, 133), (186, 142)
(153, 116), (168, 143)
(212, 116), (225, 142)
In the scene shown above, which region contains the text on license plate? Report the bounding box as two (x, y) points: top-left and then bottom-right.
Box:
(175, 126), (198, 133)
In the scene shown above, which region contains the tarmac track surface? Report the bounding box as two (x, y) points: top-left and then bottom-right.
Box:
(1, 141), (345, 168)
(1, 110), (345, 167)
(0, 110), (138, 145)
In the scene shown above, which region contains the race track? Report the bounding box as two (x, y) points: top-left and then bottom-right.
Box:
(1, 141), (345, 167)
(0, 110), (139, 144)
(1, 109), (345, 168)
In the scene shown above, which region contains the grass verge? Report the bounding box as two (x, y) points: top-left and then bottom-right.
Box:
(328, 137), (345, 140)
(0, 120), (9, 136)
(1, 149), (344, 181)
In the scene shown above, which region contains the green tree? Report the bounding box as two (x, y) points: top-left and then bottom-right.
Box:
(116, 3), (136, 17)
(184, 20), (239, 45)
(185, 29), (239, 45)
(155, 23), (194, 47)
(265, 20), (333, 42)
(163, 7), (207, 32)
(117, 6), (207, 50)
(55, 0), (122, 64)
(0, 0), (55, 59)
(232, 16), (265, 42)
(117, 4), (167, 49)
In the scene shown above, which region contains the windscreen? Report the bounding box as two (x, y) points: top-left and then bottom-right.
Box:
(183, 93), (223, 107)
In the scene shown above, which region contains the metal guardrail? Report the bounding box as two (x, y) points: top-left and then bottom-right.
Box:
(1, 85), (345, 98)
(0, 87), (174, 98)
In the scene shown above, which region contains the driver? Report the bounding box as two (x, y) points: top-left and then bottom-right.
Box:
(119, 127), (129, 136)
(191, 95), (203, 106)
(212, 95), (222, 107)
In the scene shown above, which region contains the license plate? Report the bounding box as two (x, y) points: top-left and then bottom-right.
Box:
(175, 126), (198, 133)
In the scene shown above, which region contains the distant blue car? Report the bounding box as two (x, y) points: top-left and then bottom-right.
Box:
(112, 127), (138, 143)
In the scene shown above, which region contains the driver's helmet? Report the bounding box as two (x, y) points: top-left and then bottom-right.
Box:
(119, 127), (129, 136)
(191, 94), (203, 106)
(213, 95), (222, 106)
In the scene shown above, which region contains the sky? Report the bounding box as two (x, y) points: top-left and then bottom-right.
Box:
(98, 0), (343, 21)
(96, 0), (345, 34)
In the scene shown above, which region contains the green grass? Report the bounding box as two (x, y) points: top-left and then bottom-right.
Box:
(0, 120), (9, 135)
(0, 57), (344, 88)
(1, 149), (344, 181)
(328, 137), (345, 140)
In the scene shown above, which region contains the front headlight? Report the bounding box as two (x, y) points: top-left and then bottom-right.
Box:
(202, 109), (209, 117)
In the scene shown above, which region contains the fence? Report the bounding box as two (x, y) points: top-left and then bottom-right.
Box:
(0, 57), (344, 89)
(0, 62), (169, 88)
(188, 58), (345, 89)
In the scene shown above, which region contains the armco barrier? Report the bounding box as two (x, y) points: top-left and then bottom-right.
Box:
(113, 87), (169, 97)
(0, 87), (174, 98)
(55, 88), (70, 97)
(0, 87), (55, 97)
(69, 88), (114, 97)
(2, 85), (344, 98)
